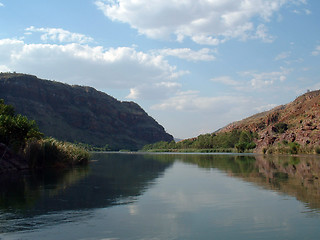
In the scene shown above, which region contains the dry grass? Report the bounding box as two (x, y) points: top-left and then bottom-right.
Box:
(24, 138), (90, 168)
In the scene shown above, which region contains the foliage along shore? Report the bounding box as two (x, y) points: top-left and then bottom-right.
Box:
(143, 129), (320, 155)
(144, 90), (320, 155)
(142, 130), (258, 153)
(0, 99), (89, 172)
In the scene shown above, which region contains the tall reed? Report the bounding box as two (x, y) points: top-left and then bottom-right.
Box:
(24, 138), (89, 168)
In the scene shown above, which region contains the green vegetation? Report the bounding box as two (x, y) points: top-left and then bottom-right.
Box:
(142, 130), (258, 153)
(24, 138), (89, 168)
(0, 99), (89, 168)
(273, 122), (288, 133)
(263, 142), (320, 155)
(0, 99), (43, 151)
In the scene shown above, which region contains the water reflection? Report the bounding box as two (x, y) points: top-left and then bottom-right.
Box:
(154, 153), (320, 212)
(0, 153), (173, 233)
(254, 155), (320, 211)
(1, 152), (320, 237)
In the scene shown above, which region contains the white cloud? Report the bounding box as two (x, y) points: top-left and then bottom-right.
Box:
(0, 38), (185, 90)
(211, 76), (239, 86)
(0, 2), (4, 7)
(0, 65), (10, 72)
(157, 48), (216, 62)
(312, 45), (320, 56)
(95, 0), (292, 45)
(292, 8), (311, 15)
(254, 103), (278, 112)
(211, 68), (292, 91)
(274, 51), (291, 61)
(150, 89), (282, 137)
(241, 67), (291, 89)
(191, 35), (223, 46)
(253, 24), (275, 43)
(126, 81), (182, 100)
(25, 26), (94, 44)
(151, 91), (250, 113)
(304, 9), (311, 15)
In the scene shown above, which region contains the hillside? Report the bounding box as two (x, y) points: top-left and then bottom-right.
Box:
(219, 90), (320, 153)
(0, 73), (173, 150)
(143, 90), (320, 154)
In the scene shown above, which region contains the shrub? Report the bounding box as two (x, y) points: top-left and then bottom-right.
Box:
(288, 142), (300, 154)
(273, 122), (288, 133)
(262, 148), (267, 154)
(0, 99), (43, 152)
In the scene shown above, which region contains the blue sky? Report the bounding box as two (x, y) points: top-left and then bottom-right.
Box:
(0, 0), (319, 139)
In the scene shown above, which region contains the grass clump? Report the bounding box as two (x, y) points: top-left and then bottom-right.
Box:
(24, 138), (90, 169)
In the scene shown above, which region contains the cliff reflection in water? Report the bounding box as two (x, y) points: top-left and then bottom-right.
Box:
(170, 154), (320, 211)
(254, 155), (320, 210)
(1, 152), (320, 234)
(0, 166), (90, 212)
(0, 153), (173, 233)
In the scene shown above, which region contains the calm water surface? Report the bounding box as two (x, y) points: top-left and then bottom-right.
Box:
(1, 153), (320, 239)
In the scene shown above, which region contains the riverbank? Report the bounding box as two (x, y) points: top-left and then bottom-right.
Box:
(0, 139), (90, 173)
(0, 99), (90, 172)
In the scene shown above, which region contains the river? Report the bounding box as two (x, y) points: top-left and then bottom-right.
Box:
(1, 152), (320, 239)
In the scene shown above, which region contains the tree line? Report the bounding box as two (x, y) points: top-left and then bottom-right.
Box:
(143, 130), (258, 153)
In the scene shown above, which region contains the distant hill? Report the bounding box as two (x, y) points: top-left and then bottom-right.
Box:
(0, 73), (173, 150)
(219, 90), (320, 152)
(143, 90), (320, 154)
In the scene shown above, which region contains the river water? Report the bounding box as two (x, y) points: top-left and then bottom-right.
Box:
(1, 153), (320, 240)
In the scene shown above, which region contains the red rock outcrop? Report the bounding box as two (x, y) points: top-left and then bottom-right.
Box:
(219, 90), (320, 152)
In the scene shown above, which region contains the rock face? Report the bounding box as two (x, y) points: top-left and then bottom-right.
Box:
(0, 143), (29, 173)
(219, 90), (320, 152)
(0, 73), (173, 150)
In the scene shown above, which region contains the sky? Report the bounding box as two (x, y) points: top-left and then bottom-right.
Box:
(0, 0), (319, 139)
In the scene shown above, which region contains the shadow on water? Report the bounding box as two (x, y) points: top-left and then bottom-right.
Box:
(0, 153), (173, 233)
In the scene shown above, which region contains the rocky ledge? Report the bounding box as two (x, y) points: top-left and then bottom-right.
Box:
(0, 143), (29, 173)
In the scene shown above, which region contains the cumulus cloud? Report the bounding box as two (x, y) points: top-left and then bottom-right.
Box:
(95, 0), (293, 45)
(241, 67), (291, 89)
(253, 24), (275, 43)
(150, 90), (281, 137)
(211, 68), (292, 91)
(151, 91), (251, 113)
(25, 26), (94, 44)
(157, 48), (216, 62)
(275, 51), (291, 61)
(126, 81), (182, 100)
(304, 9), (311, 15)
(191, 35), (223, 46)
(312, 45), (320, 56)
(292, 8), (311, 15)
(211, 76), (239, 86)
(254, 103), (278, 112)
(0, 38), (185, 90)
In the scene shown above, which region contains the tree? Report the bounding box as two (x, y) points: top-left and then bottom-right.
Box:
(0, 99), (43, 151)
(235, 131), (256, 153)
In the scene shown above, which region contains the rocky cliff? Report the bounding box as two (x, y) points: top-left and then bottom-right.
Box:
(219, 90), (320, 153)
(0, 73), (173, 150)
